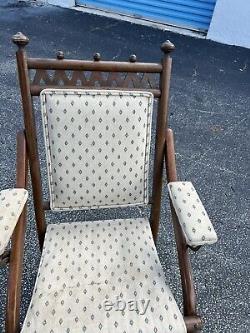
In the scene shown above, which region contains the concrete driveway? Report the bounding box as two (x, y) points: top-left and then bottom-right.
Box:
(0, 1), (249, 332)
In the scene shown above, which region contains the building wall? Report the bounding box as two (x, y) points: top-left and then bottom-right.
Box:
(207, 0), (250, 49)
(47, 0), (75, 8)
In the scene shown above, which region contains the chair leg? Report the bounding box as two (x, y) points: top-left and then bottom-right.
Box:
(6, 131), (28, 333)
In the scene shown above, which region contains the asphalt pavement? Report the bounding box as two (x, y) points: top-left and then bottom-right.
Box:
(0, 0), (249, 332)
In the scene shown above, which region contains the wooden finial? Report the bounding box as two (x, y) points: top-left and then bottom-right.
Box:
(56, 50), (64, 60)
(161, 40), (175, 54)
(93, 53), (101, 61)
(129, 54), (137, 63)
(12, 32), (29, 48)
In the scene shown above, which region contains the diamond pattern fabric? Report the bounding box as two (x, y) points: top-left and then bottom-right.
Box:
(21, 218), (187, 333)
(40, 89), (153, 211)
(0, 188), (28, 255)
(168, 181), (218, 247)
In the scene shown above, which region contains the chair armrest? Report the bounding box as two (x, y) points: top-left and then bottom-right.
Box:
(0, 188), (28, 256)
(168, 181), (218, 247)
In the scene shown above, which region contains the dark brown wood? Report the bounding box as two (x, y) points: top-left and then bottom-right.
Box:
(13, 35), (46, 250)
(93, 53), (101, 61)
(12, 32), (29, 47)
(150, 41), (174, 241)
(56, 51), (64, 60)
(30, 69), (160, 93)
(165, 128), (197, 316)
(6, 131), (28, 333)
(129, 54), (137, 63)
(43, 200), (50, 210)
(189, 244), (202, 252)
(165, 128), (177, 182)
(161, 39), (175, 53)
(184, 316), (203, 332)
(0, 250), (10, 266)
(27, 58), (163, 72)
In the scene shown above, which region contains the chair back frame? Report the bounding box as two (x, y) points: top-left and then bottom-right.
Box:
(9, 33), (204, 332)
(12, 32), (174, 249)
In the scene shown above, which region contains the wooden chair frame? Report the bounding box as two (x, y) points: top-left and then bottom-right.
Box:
(5, 32), (203, 332)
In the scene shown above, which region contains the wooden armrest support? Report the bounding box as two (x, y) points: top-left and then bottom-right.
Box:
(165, 128), (178, 182)
(165, 129), (198, 318)
(6, 130), (28, 333)
(0, 250), (10, 267)
(188, 245), (202, 252)
(184, 315), (203, 332)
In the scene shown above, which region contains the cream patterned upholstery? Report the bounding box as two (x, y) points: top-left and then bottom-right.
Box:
(22, 218), (186, 333)
(168, 182), (218, 247)
(0, 188), (28, 255)
(40, 89), (153, 211)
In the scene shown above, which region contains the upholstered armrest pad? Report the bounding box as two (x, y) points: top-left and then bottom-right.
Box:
(168, 182), (217, 247)
(0, 188), (28, 255)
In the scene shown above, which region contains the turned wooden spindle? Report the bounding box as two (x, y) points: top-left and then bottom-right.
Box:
(56, 50), (64, 60)
(129, 54), (137, 63)
(12, 32), (29, 48)
(160, 40), (175, 54)
(93, 52), (101, 61)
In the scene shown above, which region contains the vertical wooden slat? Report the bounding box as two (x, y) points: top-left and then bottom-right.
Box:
(12, 32), (46, 249)
(165, 128), (197, 316)
(6, 131), (27, 333)
(150, 40), (175, 241)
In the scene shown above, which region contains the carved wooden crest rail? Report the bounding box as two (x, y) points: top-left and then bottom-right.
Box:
(26, 49), (166, 96)
(30, 69), (160, 91)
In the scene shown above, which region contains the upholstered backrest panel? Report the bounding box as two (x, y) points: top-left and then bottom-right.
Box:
(40, 89), (153, 210)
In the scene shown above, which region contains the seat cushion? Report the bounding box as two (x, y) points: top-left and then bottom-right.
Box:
(22, 218), (186, 333)
(40, 89), (153, 211)
(0, 188), (28, 255)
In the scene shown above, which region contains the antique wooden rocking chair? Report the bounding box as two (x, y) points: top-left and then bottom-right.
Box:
(2, 32), (218, 332)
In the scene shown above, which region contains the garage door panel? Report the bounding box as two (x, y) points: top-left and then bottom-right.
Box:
(76, 0), (217, 31)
